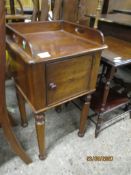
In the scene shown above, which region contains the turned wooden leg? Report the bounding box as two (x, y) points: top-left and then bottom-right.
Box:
(94, 66), (116, 138)
(99, 64), (106, 84)
(35, 114), (46, 160)
(2, 111), (32, 164)
(16, 90), (28, 127)
(78, 95), (91, 137)
(124, 103), (131, 119)
(95, 113), (103, 138)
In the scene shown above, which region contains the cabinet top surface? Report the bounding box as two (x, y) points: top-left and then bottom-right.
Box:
(6, 21), (107, 64)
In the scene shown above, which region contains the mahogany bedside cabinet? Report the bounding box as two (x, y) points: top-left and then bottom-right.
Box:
(6, 21), (107, 159)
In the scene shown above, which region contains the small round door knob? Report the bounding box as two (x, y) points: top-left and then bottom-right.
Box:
(49, 82), (57, 90)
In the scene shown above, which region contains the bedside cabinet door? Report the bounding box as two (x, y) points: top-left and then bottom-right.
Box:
(46, 55), (93, 105)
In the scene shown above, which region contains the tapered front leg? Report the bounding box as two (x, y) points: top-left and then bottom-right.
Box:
(16, 90), (28, 127)
(78, 94), (91, 137)
(35, 113), (46, 160)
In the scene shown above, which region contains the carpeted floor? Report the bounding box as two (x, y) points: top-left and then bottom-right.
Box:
(0, 77), (131, 175)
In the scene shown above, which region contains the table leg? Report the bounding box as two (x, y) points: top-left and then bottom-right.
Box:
(101, 66), (116, 107)
(95, 65), (116, 137)
(16, 90), (28, 127)
(2, 111), (32, 164)
(35, 113), (46, 160)
(78, 94), (91, 137)
(99, 63), (107, 84)
(95, 113), (103, 138)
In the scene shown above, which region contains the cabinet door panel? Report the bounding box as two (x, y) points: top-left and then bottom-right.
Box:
(46, 55), (92, 105)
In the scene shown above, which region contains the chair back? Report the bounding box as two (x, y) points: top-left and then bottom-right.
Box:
(5, 0), (24, 14)
(78, 0), (104, 27)
(53, 0), (79, 22)
(93, 0), (104, 28)
(32, 0), (49, 21)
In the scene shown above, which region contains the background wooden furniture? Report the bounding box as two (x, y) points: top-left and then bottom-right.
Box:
(6, 0), (33, 17)
(32, 0), (49, 21)
(5, 0), (32, 22)
(105, 0), (131, 14)
(91, 37), (131, 137)
(88, 13), (131, 137)
(79, 0), (131, 25)
(78, 0), (105, 27)
(89, 13), (131, 42)
(53, 0), (79, 22)
(6, 0), (33, 12)
(6, 21), (106, 159)
(0, 0), (31, 164)
(5, 0), (24, 14)
(6, 14), (31, 21)
(112, 9), (131, 15)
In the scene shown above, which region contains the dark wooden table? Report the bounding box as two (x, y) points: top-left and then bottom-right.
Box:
(102, 36), (131, 67)
(91, 36), (131, 137)
(89, 13), (131, 42)
(6, 21), (107, 159)
(112, 9), (131, 15)
(88, 13), (131, 137)
(0, 0), (31, 164)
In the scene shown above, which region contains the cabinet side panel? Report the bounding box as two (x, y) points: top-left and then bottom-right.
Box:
(27, 64), (46, 110)
(89, 52), (101, 90)
(8, 49), (46, 111)
(8, 49), (29, 96)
